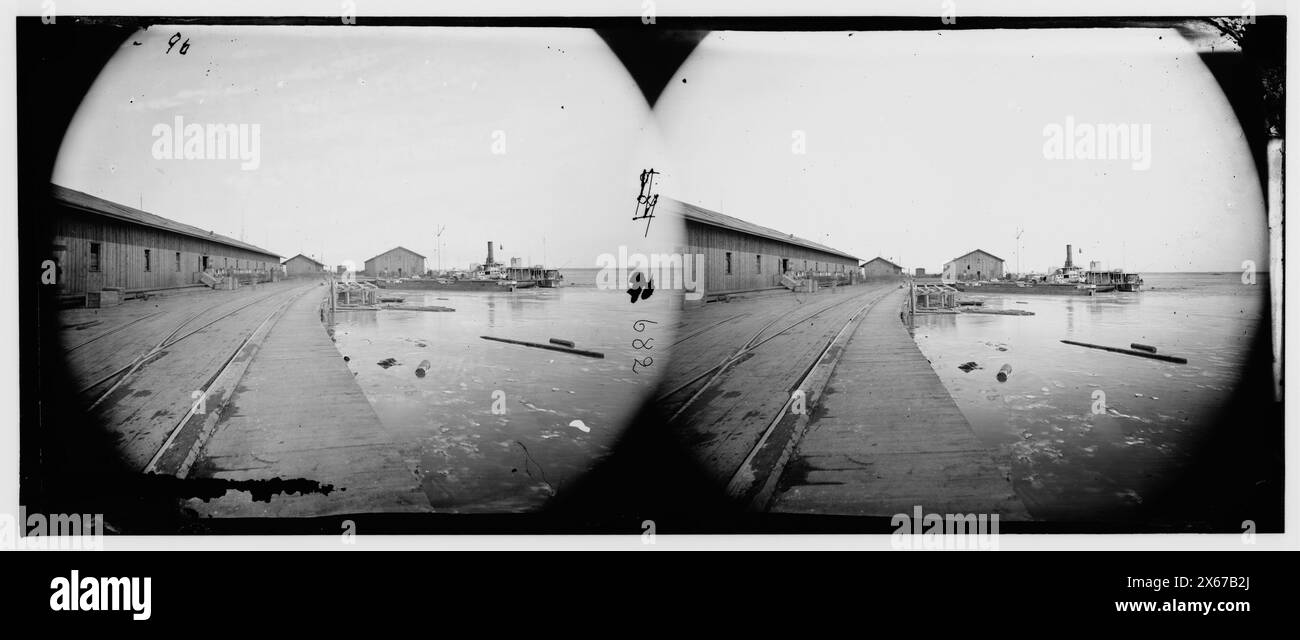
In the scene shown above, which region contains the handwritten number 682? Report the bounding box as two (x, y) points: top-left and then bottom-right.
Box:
(631, 319), (658, 374)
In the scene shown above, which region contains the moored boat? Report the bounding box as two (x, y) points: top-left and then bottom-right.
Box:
(953, 281), (1103, 296)
(1085, 267), (1143, 292)
(379, 277), (518, 291)
(506, 265), (564, 288)
(378, 240), (523, 291)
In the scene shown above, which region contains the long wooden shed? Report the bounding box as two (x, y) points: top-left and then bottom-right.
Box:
(48, 184), (281, 301)
(665, 198), (860, 297)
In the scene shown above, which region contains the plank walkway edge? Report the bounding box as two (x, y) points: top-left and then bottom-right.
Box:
(185, 286), (432, 517)
(148, 285), (314, 477)
(771, 287), (1031, 520)
(726, 287), (892, 511)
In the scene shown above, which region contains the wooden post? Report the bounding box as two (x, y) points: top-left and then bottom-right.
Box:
(1060, 339), (1187, 364)
(480, 335), (605, 358)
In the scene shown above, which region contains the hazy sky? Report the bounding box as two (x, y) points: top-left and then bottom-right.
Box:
(655, 29), (1269, 273)
(54, 26), (674, 271)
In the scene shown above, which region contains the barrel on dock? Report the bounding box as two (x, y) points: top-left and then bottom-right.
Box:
(415, 360), (432, 377)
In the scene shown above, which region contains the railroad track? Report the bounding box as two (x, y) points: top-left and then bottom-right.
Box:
(669, 312), (750, 347)
(142, 285), (316, 476)
(658, 287), (892, 422)
(722, 287), (897, 503)
(80, 286), (300, 411)
(65, 310), (165, 352)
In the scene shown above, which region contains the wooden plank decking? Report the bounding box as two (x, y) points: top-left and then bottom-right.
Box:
(664, 284), (895, 487)
(771, 287), (1029, 519)
(185, 286), (430, 517)
(63, 280), (314, 470)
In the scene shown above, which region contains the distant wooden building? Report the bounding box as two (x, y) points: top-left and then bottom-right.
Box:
(943, 249), (1005, 282)
(48, 184), (280, 302)
(283, 254), (327, 277)
(363, 246), (426, 278)
(861, 257), (904, 278)
(667, 198), (860, 298)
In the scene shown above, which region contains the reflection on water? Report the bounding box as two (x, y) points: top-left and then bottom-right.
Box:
(913, 273), (1267, 523)
(332, 286), (676, 512)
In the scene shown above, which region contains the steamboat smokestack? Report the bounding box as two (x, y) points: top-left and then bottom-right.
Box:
(487, 241), (495, 266)
(1065, 244), (1073, 269)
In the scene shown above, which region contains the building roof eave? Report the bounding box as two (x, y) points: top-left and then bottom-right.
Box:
(51, 184), (281, 259)
(864, 256), (903, 270)
(663, 197), (860, 262)
(363, 245), (428, 264)
(950, 249), (1006, 264)
(283, 253), (325, 267)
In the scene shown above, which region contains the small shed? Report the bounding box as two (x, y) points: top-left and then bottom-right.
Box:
(861, 257), (904, 278)
(283, 254), (327, 277)
(942, 249), (1006, 282)
(364, 246), (426, 278)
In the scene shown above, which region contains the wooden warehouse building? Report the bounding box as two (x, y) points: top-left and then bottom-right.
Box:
(942, 249), (1005, 282)
(861, 256), (904, 278)
(667, 198), (860, 298)
(363, 246), (426, 278)
(283, 253), (327, 277)
(48, 184), (281, 304)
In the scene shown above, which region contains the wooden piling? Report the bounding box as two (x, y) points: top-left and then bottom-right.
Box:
(1061, 339), (1187, 364)
(480, 335), (605, 358)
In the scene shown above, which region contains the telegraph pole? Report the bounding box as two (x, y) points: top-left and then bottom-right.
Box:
(434, 225), (446, 273)
(1015, 226), (1023, 278)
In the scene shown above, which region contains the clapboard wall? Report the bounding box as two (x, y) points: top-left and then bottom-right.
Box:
(685, 222), (858, 296)
(862, 258), (904, 278)
(283, 254), (327, 277)
(942, 250), (1005, 282)
(363, 247), (426, 277)
(51, 204), (280, 296)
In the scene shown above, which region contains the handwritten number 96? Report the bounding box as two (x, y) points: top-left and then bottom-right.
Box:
(167, 33), (190, 55)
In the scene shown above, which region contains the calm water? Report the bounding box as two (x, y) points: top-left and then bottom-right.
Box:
(332, 285), (676, 512)
(912, 273), (1269, 523)
(556, 267), (603, 287)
